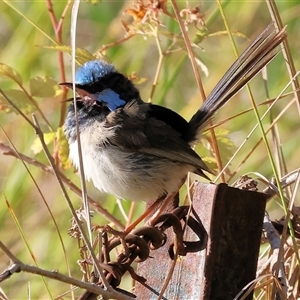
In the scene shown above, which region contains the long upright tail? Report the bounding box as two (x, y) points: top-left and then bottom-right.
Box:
(188, 23), (286, 142)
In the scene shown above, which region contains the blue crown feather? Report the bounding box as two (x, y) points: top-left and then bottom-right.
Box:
(75, 60), (116, 85)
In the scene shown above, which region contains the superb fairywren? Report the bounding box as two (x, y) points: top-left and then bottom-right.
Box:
(62, 24), (285, 204)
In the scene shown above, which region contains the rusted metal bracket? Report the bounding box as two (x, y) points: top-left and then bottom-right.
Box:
(135, 182), (267, 300)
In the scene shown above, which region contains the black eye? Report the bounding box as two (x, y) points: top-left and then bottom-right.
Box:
(88, 80), (105, 94)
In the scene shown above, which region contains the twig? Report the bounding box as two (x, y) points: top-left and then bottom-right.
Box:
(98, 34), (135, 54)
(227, 97), (296, 182)
(0, 241), (134, 300)
(70, 0), (93, 258)
(0, 126), (73, 292)
(266, 0), (300, 115)
(171, 0), (225, 182)
(263, 168), (300, 197)
(263, 212), (288, 298)
(32, 114), (110, 290)
(148, 25), (165, 103)
(46, 0), (72, 127)
(217, 70), (300, 183)
(0, 142), (124, 230)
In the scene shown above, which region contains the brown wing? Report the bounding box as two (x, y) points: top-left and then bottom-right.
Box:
(105, 101), (211, 176)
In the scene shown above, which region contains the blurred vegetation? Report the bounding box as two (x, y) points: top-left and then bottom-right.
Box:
(0, 0), (299, 299)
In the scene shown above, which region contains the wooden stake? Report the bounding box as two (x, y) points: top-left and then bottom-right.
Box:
(135, 183), (267, 300)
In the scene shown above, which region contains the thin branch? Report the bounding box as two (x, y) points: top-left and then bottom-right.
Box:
(266, 0), (300, 115)
(215, 71), (300, 183)
(148, 25), (165, 103)
(32, 114), (110, 290)
(0, 142), (124, 230)
(0, 126), (73, 285)
(263, 212), (288, 298)
(0, 241), (134, 300)
(171, 0), (225, 182)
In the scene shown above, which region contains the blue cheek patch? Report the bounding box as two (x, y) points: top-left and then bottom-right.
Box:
(96, 89), (126, 111)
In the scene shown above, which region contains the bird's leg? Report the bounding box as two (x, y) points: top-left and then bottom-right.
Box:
(124, 179), (185, 234)
(124, 195), (166, 234)
(147, 190), (181, 227)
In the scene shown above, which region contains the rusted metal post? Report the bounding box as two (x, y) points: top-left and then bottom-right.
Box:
(135, 182), (267, 299)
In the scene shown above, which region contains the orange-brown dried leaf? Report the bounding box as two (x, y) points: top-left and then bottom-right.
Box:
(125, 8), (147, 23)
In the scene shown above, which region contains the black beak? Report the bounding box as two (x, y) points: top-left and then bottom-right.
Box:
(59, 82), (73, 89)
(60, 82), (96, 102)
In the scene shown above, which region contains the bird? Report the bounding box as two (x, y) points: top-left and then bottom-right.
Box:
(62, 24), (286, 207)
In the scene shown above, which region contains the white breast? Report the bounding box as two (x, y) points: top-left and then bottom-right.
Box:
(69, 122), (192, 202)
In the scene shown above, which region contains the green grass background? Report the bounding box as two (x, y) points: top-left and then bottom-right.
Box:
(0, 1), (299, 299)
